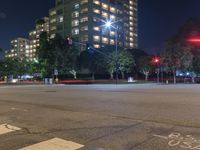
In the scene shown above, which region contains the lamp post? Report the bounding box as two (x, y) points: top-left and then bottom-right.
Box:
(105, 20), (119, 84)
(153, 57), (160, 83)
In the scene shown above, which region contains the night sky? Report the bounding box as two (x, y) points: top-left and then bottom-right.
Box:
(1, 0), (200, 54)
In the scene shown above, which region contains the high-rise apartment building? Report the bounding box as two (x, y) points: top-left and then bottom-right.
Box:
(5, 38), (29, 60)
(49, 0), (138, 50)
(28, 17), (49, 61)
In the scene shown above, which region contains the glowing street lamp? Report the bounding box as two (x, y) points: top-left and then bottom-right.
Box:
(105, 21), (111, 28)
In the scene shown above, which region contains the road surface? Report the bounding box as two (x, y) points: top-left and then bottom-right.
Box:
(0, 84), (200, 150)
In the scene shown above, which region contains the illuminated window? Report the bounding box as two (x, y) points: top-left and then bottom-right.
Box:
(72, 11), (79, 18)
(102, 12), (108, 18)
(74, 3), (79, 9)
(93, 36), (100, 42)
(50, 18), (56, 23)
(93, 0), (100, 5)
(80, 17), (88, 22)
(72, 28), (79, 35)
(72, 20), (79, 26)
(102, 3), (108, 10)
(110, 39), (115, 45)
(102, 37), (108, 44)
(130, 43), (134, 47)
(58, 16), (63, 23)
(110, 15), (116, 21)
(50, 34), (56, 39)
(80, 0), (88, 5)
(81, 8), (88, 13)
(93, 9), (100, 14)
(93, 26), (100, 31)
(110, 31), (115, 36)
(110, 7), (116, 13)
(94, 44), (100, 48)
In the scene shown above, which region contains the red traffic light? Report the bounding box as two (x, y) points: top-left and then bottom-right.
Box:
(152, 57), (160, 64)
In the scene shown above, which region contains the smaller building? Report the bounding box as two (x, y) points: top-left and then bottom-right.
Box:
(5, 38), (29, 60)
(28, 17), (50, 61)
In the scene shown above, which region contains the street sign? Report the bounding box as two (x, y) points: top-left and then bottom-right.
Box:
(54, 69), (58, 76)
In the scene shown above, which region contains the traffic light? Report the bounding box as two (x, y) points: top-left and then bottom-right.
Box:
(152, 57), (160, 65)
(65, 36), (73, 45)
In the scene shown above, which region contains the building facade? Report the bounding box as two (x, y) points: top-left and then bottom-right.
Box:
(28, 17), (50, 61)
(5, 38), (29, 60)
(49, 0), (138, 50)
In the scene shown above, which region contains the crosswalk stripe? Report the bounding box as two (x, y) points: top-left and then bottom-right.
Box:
(0, 124), (21, 135)
(19, 138), (84, 150)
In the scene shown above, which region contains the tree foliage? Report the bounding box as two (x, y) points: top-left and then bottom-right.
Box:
(104, 49), (135, 79)
(161, 41), (193, 83)
(37, 33), (79, 78)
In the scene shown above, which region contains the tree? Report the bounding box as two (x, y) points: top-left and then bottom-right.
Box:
(37, 33), (80, 79)
(105, 52), (116, 79)
(79, 48), (107, 80)
(138, 56), (153, 81)
(118, 50), (135, 79)
(0, 48), (3, 60)
(127, 49), (149, 78)
(105, 49), (135, 79)
(192, 54), (200, 73)
(161, 42), (193, 84)
(37, 32), (53, 77)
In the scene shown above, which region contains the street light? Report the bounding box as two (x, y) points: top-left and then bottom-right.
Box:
(105, 21), (112, 28)
(104, 19), (120, 84)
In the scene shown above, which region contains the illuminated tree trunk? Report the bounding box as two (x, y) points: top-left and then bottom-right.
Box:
(121, 72), (125, 79)
(92, 72), (95, 80)
(110, 70), (114, 80)
(173, 70), (176, 84)
(145, 72), (149, 81)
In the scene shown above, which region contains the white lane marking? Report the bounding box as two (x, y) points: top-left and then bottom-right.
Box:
(154, 132), (200, 149)
(19, 138), (84, 150)
(0, 124), (21, 135)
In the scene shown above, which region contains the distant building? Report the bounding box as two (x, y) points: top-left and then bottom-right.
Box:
(28, 17), (49, 61)
(5, 17), (49, 61)
(49, 0), (138, 50)
(5, 38), (29, 60)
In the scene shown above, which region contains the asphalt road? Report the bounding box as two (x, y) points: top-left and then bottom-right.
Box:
(0, 84), (200, 150)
